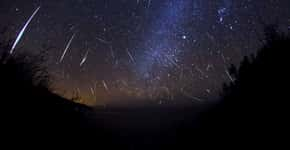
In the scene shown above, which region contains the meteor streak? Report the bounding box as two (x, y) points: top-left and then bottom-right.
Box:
(225, 70), (234, 82)
(126, 49), (135, 63)
(102, 80), (109, 92)
(10, 6), (41, 54)
(80, 49), (89, 66)
(60, 33), (76, 63)
(96, 37), (110, 44)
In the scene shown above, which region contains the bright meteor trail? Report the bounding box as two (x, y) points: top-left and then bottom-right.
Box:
(10, 6), (41, 54)
(59, 33), (76, 63)
(80, 49), (89, 67)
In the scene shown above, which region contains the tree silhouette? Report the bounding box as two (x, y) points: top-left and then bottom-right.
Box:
(190, 26), (290, 146)
(170, 26), (290, 148)
(0, 30), (123, 147)
(0, 30), (96, 143)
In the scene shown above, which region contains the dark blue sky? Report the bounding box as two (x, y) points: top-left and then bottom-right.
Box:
(0, 0), (289, 106)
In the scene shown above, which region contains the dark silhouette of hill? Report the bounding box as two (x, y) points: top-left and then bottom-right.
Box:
(0, 39), (121, 147)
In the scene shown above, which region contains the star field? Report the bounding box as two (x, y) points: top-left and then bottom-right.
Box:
(0, 0), (289, 106)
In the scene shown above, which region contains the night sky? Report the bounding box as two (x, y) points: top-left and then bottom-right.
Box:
(0, 0), (289, 106)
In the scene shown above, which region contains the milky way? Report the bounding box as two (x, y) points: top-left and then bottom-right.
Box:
(0, 0), (289, 105)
